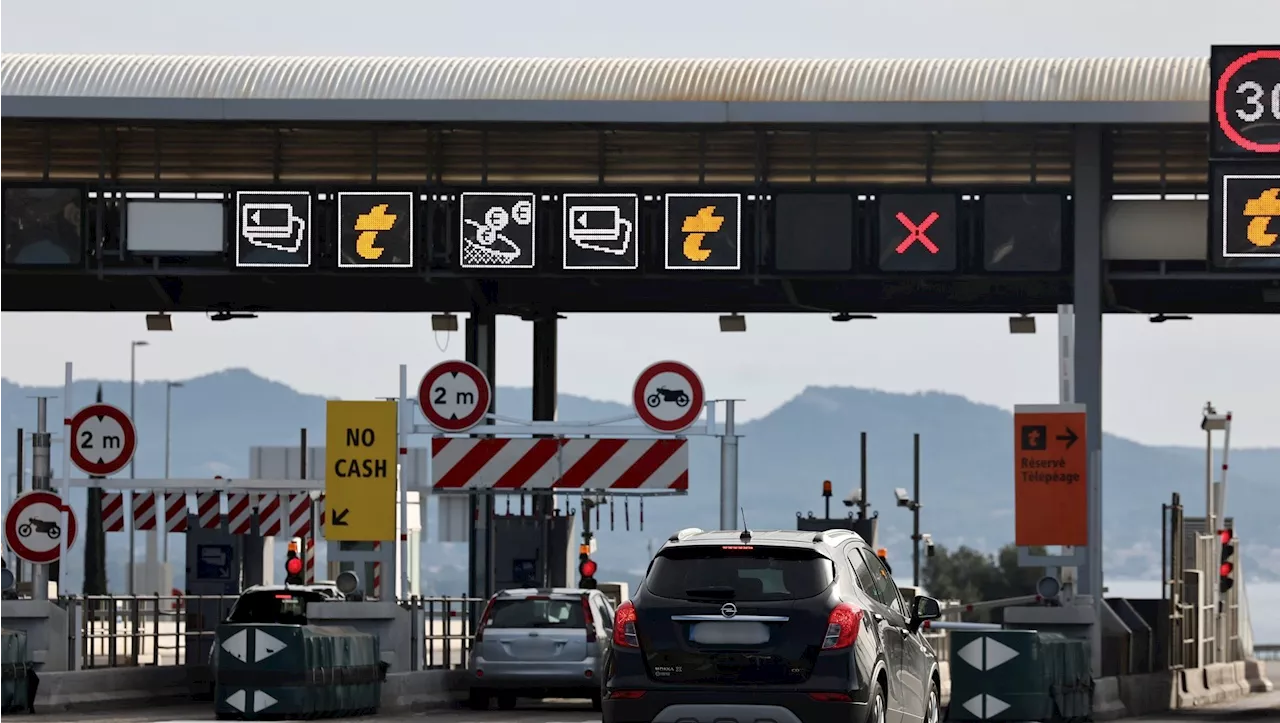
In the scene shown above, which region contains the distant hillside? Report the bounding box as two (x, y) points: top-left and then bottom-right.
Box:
(3, 371), (1278, 594)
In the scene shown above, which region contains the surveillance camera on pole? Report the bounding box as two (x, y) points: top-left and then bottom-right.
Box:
(843, 489), (861, 509)
(895, 488), (911, 508)
(922, 533), (936, 558)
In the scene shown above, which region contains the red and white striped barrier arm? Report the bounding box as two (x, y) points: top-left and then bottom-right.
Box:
(430, 437), (689, 492)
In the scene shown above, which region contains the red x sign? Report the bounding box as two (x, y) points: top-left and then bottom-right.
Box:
(895, 212), (941, 254)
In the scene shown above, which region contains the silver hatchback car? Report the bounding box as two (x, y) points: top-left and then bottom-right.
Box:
(467, 587), (614, 711)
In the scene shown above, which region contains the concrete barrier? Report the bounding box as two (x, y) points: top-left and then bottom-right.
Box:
(1091, 676), (1128, 721)
(379, 670), (467, 712)
(33, 665), (207, 712)
(1116, 671), (1176, 718)
(1243, 658), (1274, 693)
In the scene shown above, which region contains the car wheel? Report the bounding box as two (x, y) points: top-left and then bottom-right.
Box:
(467, 689), (490, 710)
(496, 693), (518, 710)
(926, 679), (941, 723)
(870, 684), (887, 723)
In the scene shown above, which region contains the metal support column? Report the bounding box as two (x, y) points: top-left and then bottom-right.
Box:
(718, 401), (740, 530)
(466, 309), (498, 603)
(1072, 124), (1105, 678)
(531, 316), (558, 587)
(30, 399), (53, 599)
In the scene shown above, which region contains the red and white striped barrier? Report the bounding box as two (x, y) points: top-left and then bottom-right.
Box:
(133, 492), (158, 530)
(164, 492), (189, 532)
(431, 437), (689, 491)
(287, 494), (312, 538)
(256, 493), (283, 536)
(227, 492), (253, 535)
(196, 491), (221, 529)
(102, 492), (125, 532)
(303, 537), (316, 584)
(372, 541), (382, 594)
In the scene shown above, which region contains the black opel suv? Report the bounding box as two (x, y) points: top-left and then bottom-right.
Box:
(602, 528), (944, 723)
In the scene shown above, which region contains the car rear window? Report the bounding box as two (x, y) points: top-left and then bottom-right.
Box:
(227, 590), (327, 625)
(646, 546), (835, 601)
(485, 598), (587, 629)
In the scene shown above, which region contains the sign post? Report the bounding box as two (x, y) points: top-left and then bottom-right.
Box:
(323, 401), (398, 542)
(1013, 403), (1089, 554)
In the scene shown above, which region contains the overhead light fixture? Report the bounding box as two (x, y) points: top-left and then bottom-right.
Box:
(1149, 314), (1192, 324)
(145, 313), (173, 331)
(1201, 403), (1229, 432)
(209, 311), (259, 322)
(1008, 314), (1036, 334)
(432, 313), (459, 332)
(831, 313), (877, 322)
(719, 313), (746, 333)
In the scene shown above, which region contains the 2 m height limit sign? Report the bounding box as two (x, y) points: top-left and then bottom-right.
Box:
(1013, 404), (1088, 547)
(324, 400), (398, 542)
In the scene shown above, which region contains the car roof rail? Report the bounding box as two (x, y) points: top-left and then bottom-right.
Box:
(812, 529), (857, 544)
(668, 527), (704, 542)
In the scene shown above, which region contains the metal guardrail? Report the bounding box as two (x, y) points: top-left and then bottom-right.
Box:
(52, 593), (949, 672)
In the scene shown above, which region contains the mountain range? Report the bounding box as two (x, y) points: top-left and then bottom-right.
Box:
(2, 370), (1277, 595)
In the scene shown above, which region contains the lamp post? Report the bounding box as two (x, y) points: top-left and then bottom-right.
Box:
(894, 434), (927, 588)
(163, 382), (183, 566)
(128, 340), (148, 594)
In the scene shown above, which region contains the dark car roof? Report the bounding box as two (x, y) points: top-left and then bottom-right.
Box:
(660, 528), (866, 554)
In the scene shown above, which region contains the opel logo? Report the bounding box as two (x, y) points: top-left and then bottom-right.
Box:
(720, 603), (737, 618)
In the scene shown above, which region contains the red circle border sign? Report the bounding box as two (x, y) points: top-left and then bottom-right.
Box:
(632, 360), (705, 433)
(418, 360), (492, 433)
(5, 490), (79, 565)
(68, 403), (137, 477)
(1215, 49), (1280, 154)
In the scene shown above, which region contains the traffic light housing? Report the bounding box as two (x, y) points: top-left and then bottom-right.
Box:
(579, 554), (598, 589)
(1218, 529), (1235, 594)
(285, 549), (304, 585)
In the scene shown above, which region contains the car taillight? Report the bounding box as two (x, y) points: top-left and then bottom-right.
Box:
(613, 600), (640, 648)
(822, 603), (861, 650)
(582, 597), (597, 643)
(474, 598), (497, 643)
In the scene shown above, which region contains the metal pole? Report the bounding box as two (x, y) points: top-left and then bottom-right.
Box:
(15, 427), (24, 588)
(1205, 410), (1215, 538)
(163, 383), (172, 567)
(718, 400), (740, 530)
(1072, 124), (1105, 679)
(398, 365), (410, 600)
(912, 433), (921, 588)
(31, 398), (52, 599)
(128, 342), (142, 594)
(858, 432), (869, 522)
(532, 317), (557, 587)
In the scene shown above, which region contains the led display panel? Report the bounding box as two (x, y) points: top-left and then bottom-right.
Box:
(982, 194), (1064, 272)
(127, 201), (225, 253)
(1211, 162), (1280, 269)
(3, 187), (84, 266)
(774, 194), (855, 272)
(877, 194), (957, 272)
(1210, 46), (1280, 158)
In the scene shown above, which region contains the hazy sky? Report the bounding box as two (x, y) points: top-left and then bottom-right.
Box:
(2, 0), (1277, 448)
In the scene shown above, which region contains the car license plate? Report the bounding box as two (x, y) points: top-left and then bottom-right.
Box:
(689, 621), (769, 645)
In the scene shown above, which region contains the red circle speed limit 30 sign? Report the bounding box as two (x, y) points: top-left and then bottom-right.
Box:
(69, 403), (137, 476)
(1212, 46), (1280, 157)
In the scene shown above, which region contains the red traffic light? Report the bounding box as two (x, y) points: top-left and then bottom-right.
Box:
(579, 559), (598, 578)
(1219, 529), (1233, 545)
(1220, 562), (1234, 578)
(286, 557), (304, 576)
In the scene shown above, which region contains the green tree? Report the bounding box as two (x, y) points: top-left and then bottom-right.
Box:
(921, 543), (1045, 621)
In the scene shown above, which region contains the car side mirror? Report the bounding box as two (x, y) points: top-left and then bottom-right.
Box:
(911, 595), (942, 626)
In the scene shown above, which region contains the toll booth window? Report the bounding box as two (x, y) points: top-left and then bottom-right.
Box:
(486, 598), (587, 629)
(227, 591), (326, 625)
(3, 187), (84, 266)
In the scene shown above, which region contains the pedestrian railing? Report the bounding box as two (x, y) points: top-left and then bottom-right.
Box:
(400, 596), (485, 671)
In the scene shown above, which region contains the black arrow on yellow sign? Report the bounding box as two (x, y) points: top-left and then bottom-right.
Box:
(331, 508), (350, 526)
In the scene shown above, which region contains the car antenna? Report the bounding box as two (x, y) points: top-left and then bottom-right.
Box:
(739, 507), (751, 542)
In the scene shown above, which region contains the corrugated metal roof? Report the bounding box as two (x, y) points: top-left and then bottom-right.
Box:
(1, 54), (1206, 103)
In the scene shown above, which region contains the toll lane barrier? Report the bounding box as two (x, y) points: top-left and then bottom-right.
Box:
(1, 629), (32, 713)
(214, 624), (384, 720)
(949, 629), (1092, 722)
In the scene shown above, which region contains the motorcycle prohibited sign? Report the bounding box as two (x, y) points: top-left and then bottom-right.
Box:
(5, 490), (78, 565)
(69, 403), (137, 476)
(633, 361), (705, 433)
(419, 360), (493, 433)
